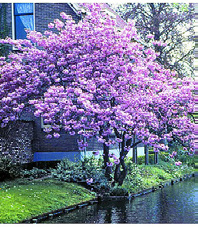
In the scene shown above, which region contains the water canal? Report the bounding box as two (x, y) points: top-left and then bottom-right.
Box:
(42, 176), (197, 224)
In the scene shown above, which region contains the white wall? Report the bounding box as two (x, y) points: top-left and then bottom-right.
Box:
(80, 146), (145, 159)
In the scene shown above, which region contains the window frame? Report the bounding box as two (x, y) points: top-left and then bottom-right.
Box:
(41, 116), (52, 129)
(12, 3), (35, 42)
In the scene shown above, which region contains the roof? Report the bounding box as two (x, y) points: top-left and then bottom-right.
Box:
(69, 3), (127, 29)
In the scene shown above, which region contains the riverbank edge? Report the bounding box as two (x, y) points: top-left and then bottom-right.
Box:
(21, 198), (99, 224)
(21, 172), (195, 224)
(99, 172), (196, 201)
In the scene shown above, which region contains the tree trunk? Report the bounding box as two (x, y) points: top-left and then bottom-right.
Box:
(145, 145), (149, 165)
(113, 137), (132, 186)
(133, 146), (137, 164)
(103, 140), (112, 180)
(154, 152), (158, 164)
(132, 135), (137, 164)
(114, 158), (127, 186)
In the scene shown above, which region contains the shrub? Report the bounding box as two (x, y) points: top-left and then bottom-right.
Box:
(51, 157), (110, 192)
(177, 152), (195, 166)
(20, 167), (49, 180)
(136, 154), (154, 165)
(159, 152), (169, 162)
(122, 159), (144, 193)
(110, 186), (128, 196)
(141, 165), (172, 181)
(0, 156), (21, 180)
(136, 152), (170, 165)
(156, 160), (194, 178)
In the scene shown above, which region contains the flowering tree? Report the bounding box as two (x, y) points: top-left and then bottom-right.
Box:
(0, 3), (194, 185)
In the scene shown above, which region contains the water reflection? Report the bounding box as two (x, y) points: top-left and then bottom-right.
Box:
(42, 177), (197, 224)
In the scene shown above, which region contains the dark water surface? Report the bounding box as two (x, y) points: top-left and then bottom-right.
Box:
(43, 177), (198, 224)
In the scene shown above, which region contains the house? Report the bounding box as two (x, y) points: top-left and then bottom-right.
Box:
(0, 3), (145, 164)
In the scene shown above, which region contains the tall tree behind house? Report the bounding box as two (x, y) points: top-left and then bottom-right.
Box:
(113, 3), (195, 78)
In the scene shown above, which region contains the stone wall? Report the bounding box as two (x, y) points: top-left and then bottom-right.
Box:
(0, 121), (34, 163)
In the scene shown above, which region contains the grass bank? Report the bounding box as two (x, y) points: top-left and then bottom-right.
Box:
(51, 156), (195, 196)
(120, 160), (194, 194)
(0, 156), (195, 223)
(194, 155), (198, 172)
(0, 179), (96, 224)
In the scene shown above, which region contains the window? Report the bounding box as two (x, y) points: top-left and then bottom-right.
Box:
(12, 3), (34, 39)
(41, 116), (52, 129)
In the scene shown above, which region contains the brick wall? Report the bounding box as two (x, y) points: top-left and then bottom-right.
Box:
(0, 3), (12, 38)
(0, 3), (12, 56)
(0, 121), (34, 163)
(35, 3), (80, 34)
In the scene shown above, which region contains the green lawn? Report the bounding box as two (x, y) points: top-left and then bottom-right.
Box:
(0, 178), (96, 224)
(122, 160), (195, 194)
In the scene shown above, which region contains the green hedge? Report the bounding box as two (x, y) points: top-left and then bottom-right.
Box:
(134, 152), (169, 165)
(137, 154), (154, 165)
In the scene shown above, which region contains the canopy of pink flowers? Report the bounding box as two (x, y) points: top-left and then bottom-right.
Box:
(0, 3), (194, 153)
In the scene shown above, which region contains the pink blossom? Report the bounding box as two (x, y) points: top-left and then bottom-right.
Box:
(86, 178), (93, 185)
(53, 132), (60, 138)
(46, 134), (52, 139)
(116, 138), (122, 143)
(114, 159), (120, 165)
(0, 3), (194, 166)
(146, 34), (154, 39)
(172, 151), (177, 156)
(54, 19), (64, 30)
(98, 137), (105, 143)
(60, 12), (69, 20)
(93, 151), (100, 156)
(48, 23), (54, 29)
(175, 161), (182, 166)
(106, 162), (113, 167)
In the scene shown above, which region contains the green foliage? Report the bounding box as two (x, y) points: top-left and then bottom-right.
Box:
(20, 167), (50, 180)
(122, 157), (194, 193)
(167, 142), (194, 166)
(136, 154), (154, 165)
(177, 152), (194, 166)
(110, 185), (128, 196)
(0, 155), (194, 223)
(51, 157), (110, 192)
(0, 156), (21, 180)
(154, 160), (194, 178)
(172, 3), (189, 12)
(159, 152), (169, 162)
(122, 159), (143, 193)
(132, 152), (169, 165)
(141, 165), (172, 181)
(51, 156), (194, 195)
